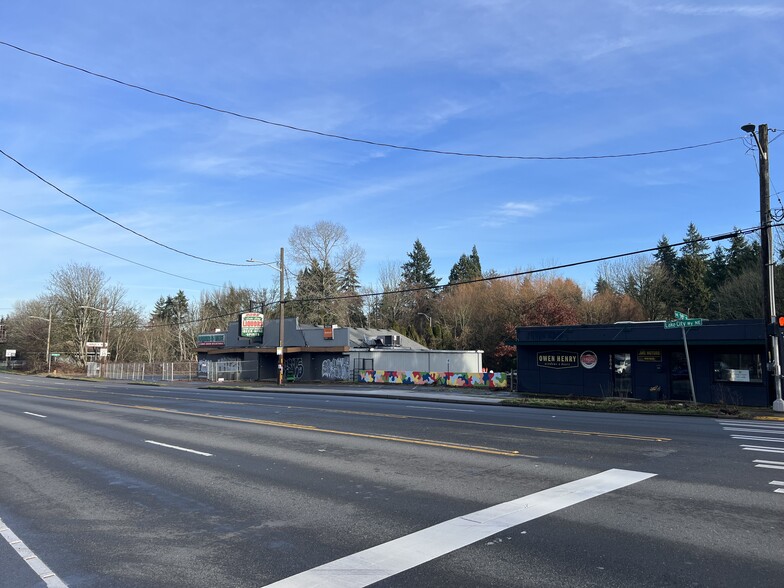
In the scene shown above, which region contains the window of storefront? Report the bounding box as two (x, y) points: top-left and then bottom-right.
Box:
(713, 353), (762, 383)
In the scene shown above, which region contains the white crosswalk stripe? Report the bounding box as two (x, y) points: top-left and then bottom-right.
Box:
(719, 419), (784, 493)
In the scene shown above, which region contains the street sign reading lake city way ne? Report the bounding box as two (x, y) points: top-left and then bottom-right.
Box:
(665, 311), (703, 329)
(664, 318), (703, 329)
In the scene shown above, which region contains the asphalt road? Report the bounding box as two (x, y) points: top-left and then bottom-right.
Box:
(0, 373), (782, 587)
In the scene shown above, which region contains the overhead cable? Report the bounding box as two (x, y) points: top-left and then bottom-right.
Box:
(0, 147), (255, 267)
(0, 207), (222, 287)
(0, 40), (742, 161)
(152, 223), (767, 330)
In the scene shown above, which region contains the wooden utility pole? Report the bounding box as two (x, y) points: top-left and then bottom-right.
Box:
(278, 247), (285, 385)
(747, 122), (784, 412)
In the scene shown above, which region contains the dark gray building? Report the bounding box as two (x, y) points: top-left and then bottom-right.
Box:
(197, 317), (485, 383)
(514, 319), (771, 407)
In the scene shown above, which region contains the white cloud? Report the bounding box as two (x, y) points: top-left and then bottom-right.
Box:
(649, 3), (784, 18)
(501, 202), (543, 217)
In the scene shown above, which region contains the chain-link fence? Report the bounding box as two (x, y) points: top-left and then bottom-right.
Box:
(205, 359), (257, 382)
(99, 360), (258, 382)
(102, 361), (200, 382)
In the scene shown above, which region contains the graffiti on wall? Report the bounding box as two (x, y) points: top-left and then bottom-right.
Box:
(322, 357), (351, 381)
(284, 357), (304, 381)
(358, 370), (507, 389)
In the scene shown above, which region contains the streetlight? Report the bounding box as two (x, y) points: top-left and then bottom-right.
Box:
(80, 305), (111, 376)
(248, 247), (286, 385)
(417, 312), (432, 329)
(29, 310), (52, 373)
(741, 123), (783, 412)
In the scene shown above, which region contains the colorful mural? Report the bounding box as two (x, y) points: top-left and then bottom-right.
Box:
(358, 370), (507, 389)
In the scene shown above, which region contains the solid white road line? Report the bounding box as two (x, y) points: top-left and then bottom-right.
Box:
(143, 440), (213, 456)
(0, 516), (68, 587)
(741, 445), (784, 454)
(731, 435), (784, 443)
(263, 468), (656, 588)
(23, 412), (47, 418)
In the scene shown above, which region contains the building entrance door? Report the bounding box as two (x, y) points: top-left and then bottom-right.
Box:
(669, 351), (692, 401)
(613, 352), (632, 397)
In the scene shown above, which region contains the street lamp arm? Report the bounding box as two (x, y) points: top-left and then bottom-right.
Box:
(79, 305), (111, 313)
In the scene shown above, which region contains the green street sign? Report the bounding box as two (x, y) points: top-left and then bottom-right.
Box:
(674, 310), (689, 320)
(664, 318), (703, 329)
(50, 353), (60, 357)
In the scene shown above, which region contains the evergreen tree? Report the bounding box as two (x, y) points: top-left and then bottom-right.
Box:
(594, 276), (613, 295)
(402, 239), (439, 289)
(151, 290), (191, 360)
(654, 235), (678, 275)
(340, 262), (365, 327)
(448, 245), (482, 284)
(726, 231), (758, 276)
(293, 260), (340, 325)
(675, 224), (711, 316)
(707, 245), (729, 292)
(680, 223), (710, 258)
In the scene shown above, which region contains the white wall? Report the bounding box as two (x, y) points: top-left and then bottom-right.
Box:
(350, 350), (483, 372)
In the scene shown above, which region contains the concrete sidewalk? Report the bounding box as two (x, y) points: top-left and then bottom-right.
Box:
(189, 380), (512, 406)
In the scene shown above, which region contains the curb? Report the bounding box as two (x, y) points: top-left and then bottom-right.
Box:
(198, 385), (507, 406)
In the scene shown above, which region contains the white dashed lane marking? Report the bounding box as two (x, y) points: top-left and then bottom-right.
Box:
(144, 440), (213, 456)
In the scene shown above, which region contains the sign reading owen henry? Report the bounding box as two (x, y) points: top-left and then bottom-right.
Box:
(537, 351), (579, 369)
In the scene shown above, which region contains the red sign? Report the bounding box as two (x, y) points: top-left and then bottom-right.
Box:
(580, 351), (598, 369)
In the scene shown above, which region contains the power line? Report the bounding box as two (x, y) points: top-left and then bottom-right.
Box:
(0, 40), (742, 161)
(0, 147), (255, 267)
(0, 207), (222, 287)
(154, 223), (766, 330)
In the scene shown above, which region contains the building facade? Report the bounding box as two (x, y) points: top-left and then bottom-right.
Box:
(196, 317), (487, 383)
(514, 320), (771, 407)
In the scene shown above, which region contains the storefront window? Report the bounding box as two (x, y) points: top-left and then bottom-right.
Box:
(713, 353), (762, 383)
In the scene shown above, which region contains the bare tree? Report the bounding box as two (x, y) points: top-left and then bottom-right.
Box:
(596, 256), (670, 320)
(288, 221), (365, 276)
(45, 263), (128, 366)
(368, 260), (405, 328)
(288, 221), (365, 325)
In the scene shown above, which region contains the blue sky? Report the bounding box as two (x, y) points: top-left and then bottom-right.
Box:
(1, 1), (783, 314)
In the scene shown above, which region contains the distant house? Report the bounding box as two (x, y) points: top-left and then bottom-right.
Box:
(196, 317), (484, 382)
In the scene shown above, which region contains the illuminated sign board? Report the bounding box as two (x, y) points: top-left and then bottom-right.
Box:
(240, 312), (264, 338)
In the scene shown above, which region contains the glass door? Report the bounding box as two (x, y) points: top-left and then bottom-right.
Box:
(613, 352), (632, 397)
(669, 351), (692, 401)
